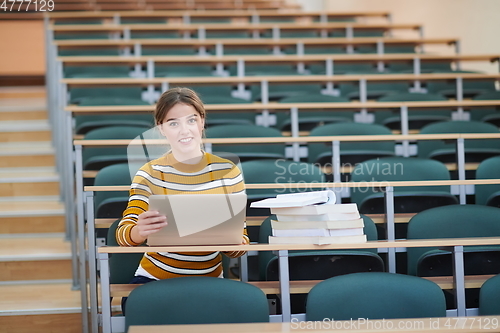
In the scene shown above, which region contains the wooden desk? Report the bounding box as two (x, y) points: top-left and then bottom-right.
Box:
(128, 317), (500, 333)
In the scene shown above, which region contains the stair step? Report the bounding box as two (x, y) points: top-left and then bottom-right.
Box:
(0, 98), (47, 121)
(0, 282), (81, 333)
(0, 235), (71, 282)
(0, 86), (46, 99)
(0, 167), (60, 197)
(0, 195), (65, 233)
(0, 120), (51, 142)
(0, 143), (55, 167)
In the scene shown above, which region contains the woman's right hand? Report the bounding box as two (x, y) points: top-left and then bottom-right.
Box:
(132, 211), (168, 243)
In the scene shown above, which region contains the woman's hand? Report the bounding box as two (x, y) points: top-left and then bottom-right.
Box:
(131, 211), (167, 243)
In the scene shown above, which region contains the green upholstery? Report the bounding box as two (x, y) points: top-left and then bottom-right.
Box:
(223, 47), (272, 55)
(82, 126), (151, 171)
(313, 16), (355, 23)
(389, 60), (453, 73)
(106, 219), (144, 284)
(125, 276), (269, 329)
(205, 124), (285, 162)
(406, 204), (500, 276)
(261, 30), (318, 38)
(75, 113), (153, 135)
(472, 91), (500, 127)
(205, 31), (250, 39)
(418, 120), (500, 163)
(258, 214), (383, 280)
(241, 159), (325, 203)
(54, 19), (102, 25)
(64, 65), (130, 78)
(130, 31), (182, 39)
(69, 86), (145, 104)
(306, 272), (446, 321)
(276, 93), (353, 131)
(54, 32), (109, 40)
(259, 17), (295, 23)
(251, 83), (324, 102)
(479, 274), (500, 315)
(475, 156), (500, 207)
(307, 122), (395, 165)
(377, 92), (451, 130)
(155, 64), (214, 77)
(190, 17), (231, 24)
(329, 28), (385, 38)
(232, 63), (299, 76)
(356, 44), (416, 54)
(142, 46), (198, 56)
(350, 157), (458, 214)
(59, 48), (120, 56)
(308, 62), (377, 75)
(120, 18), (166, 24)
(426, 78), (496, 99)
(340, 76), (411, 101)
(93, 163), (133, 218)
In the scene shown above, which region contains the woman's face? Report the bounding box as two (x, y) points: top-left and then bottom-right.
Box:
(158, 103), (205, 162)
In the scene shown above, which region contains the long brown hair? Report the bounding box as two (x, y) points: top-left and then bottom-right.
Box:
(154, 87), (206, 125)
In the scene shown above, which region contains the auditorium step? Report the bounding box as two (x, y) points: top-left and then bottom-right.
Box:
(0, 120), (52, 142)
(0, 282), (82, 333)
(0, 142), (56, 167)
(0, 86), (81, 332)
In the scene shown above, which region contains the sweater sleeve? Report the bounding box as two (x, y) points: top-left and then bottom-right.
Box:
(116, 169), (152, 247)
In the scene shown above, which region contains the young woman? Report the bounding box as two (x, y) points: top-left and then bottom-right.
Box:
(116, 87), (249, 286)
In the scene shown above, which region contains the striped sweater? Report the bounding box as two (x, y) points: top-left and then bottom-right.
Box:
(116, 152), (249, 280)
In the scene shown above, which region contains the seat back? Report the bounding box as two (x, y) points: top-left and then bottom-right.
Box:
(476, 156), (500, 207)
(82, 126), (152, 171)
(406, 204), (500, 276)
(479, 274), (500, 315)
(418, 121), (500, 163)
(350, 157), (458, 214)
(206, 124), (285, 162)
(106, 219), (144, 284)
(94, 163), (133, 218)
(125, 276), (269, 329)
(308, 122), (395, 165)
(258, 214), (384, 281)
(306, 272), (446, 321)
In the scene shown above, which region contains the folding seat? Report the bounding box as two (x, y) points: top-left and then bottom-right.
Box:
(205, 124), (286, 163)
(417, 120), (500, 164)
(406, 204), (500, 308)
(350, 156), (459, 215)
(376, 92), (451, 131)
(470, 91), (500, 127)
(125, 277), (269, 329)
(259, 214), (384, 314)
(307, 122), (395, 168)
(475, 156), (500, 207)
(306, 272), (446, 320)
(276, 93), (354, 132)
(479, 274), (500, 315)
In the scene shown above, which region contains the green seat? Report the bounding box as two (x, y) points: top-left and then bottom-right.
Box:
(59, 48), (121, 56)
(258, 214), (384, 314)
(231, 63), (299, 76)
(125, 276), (269, 329)
(205, 31), (250, 39)
(130, 31), (182, 39)
(406, 204), (500, 308)
(341, 75), (411, 101)
(54, 19), (102, 25)
(308, 62), (376, 75)
(418, 120), (500, 164)
(223, 47), (272, 55)
(261, 30), (318, 38)
(205, 124), (285, 162)
(389, 59), (453, 73)
(276, 93), (353, 132)
(251, 83), (324, 102)
(106, 219), (144, 283)
(142, 46), (198, 56)
(350, 157), (459, 214)
(177, 85), (249, 105)
(472, 91), (500, 127)
(306, 272), (446, 321)
(120, 18), (166, 24)
(475, 156), (500, 207)
(69, 86), (145, 105)
(64, 65), (130, 78)
(54, 32), (109, 40)
(329, 28), (385, 38)
(313, 16), (355, 23)
(377, 92), (451, 130)
(94, 163), (134, 218)
(479, 274), (500, 315)
(190, 17), (231, 24)
(308, 122), (395, 166)
(75, 114), (153, 135)
(241, 159), (325, 215)
(155, 64), (214, 77)
(356, 44), (416, 54)
(82, 126), (152, 172)
(426, 77), (496, 99)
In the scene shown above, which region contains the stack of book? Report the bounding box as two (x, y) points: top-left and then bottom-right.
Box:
(250, 190), (366, 245)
